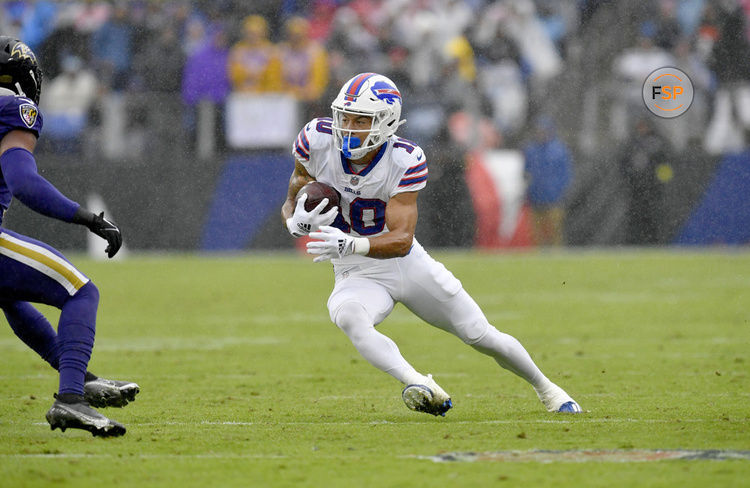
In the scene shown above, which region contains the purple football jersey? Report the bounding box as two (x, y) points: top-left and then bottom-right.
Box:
(0, 95), (44, 221)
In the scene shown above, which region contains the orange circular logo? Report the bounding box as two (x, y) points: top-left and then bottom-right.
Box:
(642, 67), (694, 118)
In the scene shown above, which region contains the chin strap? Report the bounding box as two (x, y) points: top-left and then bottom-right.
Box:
(14, 82), (26, 98)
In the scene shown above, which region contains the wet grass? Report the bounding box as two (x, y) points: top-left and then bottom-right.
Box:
(1, 249), (748, 487)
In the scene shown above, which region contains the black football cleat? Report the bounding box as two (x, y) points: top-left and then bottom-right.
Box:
(46, 396), (126, 437)
(84, 377), (140, 408)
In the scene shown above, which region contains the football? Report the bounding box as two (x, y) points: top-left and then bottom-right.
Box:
(296, 181), (341, 213)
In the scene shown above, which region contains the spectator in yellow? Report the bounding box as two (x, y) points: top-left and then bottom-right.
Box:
(278, 16), (328, 102)
(228, 15), (281, 93)
(444, 35), (477, 82)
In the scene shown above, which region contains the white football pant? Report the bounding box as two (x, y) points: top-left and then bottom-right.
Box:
(327, 241), (552, 390)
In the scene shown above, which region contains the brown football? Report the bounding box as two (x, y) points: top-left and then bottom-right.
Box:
(296, 181), (341, 213)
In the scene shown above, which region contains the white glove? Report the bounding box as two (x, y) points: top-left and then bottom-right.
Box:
(306, 225), (370, 263)
(286, 193), (338, 237)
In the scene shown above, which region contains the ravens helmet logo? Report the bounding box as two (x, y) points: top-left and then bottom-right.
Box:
(10, 42), (36, 62)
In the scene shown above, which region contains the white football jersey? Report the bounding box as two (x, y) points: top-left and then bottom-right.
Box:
(292, 117), (428, 264)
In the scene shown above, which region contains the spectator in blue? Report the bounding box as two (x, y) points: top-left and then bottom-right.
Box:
(181, 26), (231, 151)
(18, 1), (58, 51)
(523, 115), (573, 246)
(90, 3), (133, 91)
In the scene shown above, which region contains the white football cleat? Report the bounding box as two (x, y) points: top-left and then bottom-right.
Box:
(402, 374), (453, 417)
(535, 383), (582, 413)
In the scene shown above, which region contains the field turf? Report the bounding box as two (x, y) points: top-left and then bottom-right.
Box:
(1, 249), (748, 487)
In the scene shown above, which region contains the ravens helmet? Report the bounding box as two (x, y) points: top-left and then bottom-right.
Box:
(0, 37), (42, 104)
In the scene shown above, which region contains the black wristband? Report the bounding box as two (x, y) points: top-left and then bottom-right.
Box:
(70, 206), (96, 228)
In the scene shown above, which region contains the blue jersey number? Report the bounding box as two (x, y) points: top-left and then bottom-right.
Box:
(316, 119), (332, 134)
(339, 198), (386, 235)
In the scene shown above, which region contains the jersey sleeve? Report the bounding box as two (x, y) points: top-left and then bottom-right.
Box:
(393, 145), (428, 195)
(0, 96), (43, 137)
(291, 120), (313, 163)
(291, 117), (333, 177)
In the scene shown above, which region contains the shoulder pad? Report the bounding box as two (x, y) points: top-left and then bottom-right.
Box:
(392, 137), (428, 191)
(292, 117), (333, 162)
(0, 95), (42, 135)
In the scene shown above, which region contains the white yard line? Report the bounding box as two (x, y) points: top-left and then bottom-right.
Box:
(4, 448), (749, 462)
(10, 417), (740, 429)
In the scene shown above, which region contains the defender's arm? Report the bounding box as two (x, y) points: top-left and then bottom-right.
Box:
(0, 129), (122, 257)
(0, 129), (80, 221)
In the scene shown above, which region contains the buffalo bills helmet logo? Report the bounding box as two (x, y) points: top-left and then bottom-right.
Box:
(370, 81), (401, 105)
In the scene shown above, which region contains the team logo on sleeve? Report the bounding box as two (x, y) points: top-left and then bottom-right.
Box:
(19, 103), (38, 128)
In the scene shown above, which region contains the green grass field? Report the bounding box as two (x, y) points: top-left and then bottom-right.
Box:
(1, 249), (749, 487)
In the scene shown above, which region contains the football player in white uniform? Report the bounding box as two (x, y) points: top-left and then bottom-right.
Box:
(281, 73), (581, 416)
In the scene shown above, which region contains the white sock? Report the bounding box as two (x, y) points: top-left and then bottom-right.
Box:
(397, 370), (430, 386)
(335, 304), (425, 385)
(352, 326), (425, 384)
(471, 327), (550, 389)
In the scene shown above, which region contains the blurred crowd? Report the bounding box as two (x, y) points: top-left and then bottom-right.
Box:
(1, 0), (749, 246)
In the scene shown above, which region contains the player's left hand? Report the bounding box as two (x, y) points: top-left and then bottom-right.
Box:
(286, 194), (338, 238)
(89, 212), (122, 258)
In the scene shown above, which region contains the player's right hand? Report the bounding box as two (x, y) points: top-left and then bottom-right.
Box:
(89, 212), (122, 258)
(286, 193), (338, 237)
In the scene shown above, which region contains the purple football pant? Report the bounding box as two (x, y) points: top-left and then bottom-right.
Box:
(0, 228), (98, 396)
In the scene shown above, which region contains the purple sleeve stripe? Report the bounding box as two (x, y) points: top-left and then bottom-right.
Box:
(404, 161), (427, 175)
(398, 174), (428, 187)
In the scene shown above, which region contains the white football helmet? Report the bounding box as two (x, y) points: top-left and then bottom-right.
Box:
(331, 73), (405, 160)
